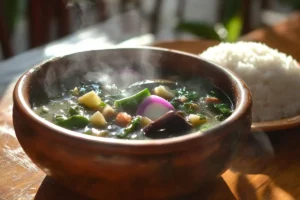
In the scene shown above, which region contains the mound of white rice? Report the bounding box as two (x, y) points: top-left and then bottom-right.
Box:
(200, 42), (300, 122)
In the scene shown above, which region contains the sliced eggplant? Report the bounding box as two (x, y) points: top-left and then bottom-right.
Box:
(143, 111), (192, 139)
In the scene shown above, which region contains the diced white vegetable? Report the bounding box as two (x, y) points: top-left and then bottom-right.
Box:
(90, 111), (107, 127)
(101, 104), (115, 118)
(153, 85), (175, 100)
(78, 91), (102, 109)
(140, 116), (153, 127)
(188, 114), (207, 127)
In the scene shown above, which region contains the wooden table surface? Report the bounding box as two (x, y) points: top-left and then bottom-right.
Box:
(1, 12), (300, 200)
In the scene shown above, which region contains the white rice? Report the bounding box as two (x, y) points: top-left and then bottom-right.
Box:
(200, 42), (300, 122)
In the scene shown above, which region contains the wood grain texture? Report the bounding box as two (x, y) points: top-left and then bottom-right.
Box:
(1, 12), (300, 200)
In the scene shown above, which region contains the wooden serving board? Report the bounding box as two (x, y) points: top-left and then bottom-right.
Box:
(1, 12), (300, 200)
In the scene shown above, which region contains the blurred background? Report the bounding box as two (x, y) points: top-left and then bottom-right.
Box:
(0, 0), (299, 61)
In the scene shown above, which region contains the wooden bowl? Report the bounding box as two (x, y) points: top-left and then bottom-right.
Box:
(13, 47), (252, 199)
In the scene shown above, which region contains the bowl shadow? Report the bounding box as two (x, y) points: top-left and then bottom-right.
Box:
(34, 176), (92, 200)
(34, 176), (235, 200)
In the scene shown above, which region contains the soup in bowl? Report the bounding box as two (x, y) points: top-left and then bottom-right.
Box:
(13, 47), (252, 199)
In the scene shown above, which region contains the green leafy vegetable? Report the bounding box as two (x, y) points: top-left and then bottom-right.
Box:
(117, 116), (141, 139)
(68, 106), (82, 116)
(207, 102), (232, 121)
(183, 102), (196, 114)
(170, 99), (180, 109)
(214, 103), (232, 115)
(55, 115), (89, 129)
(173, 87), (199, 101)
(114, 88), (151, 110)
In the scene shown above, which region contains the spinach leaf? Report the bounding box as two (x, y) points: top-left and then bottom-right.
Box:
(55, 115), (89, 130)
(68, 106), (82, 116)
(117, 116), (141, 139)
(170, 99), (181, 109)
(173, 87), (199, 101)
(183, 102), (197, 114)
(214, 103), (232, 115)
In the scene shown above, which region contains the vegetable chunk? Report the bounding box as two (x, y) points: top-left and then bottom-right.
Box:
(116, 112), (132, 127)
(153, 85), (175, 100)
(90, 111), (107, 127)
(114, 88), (151, 110)
(78, 91), (102, 109)
(101, 104), (115, 119)
(33, 78), (233, 140)
(137, 95), (175, 120)
(140, 116), (153, 127)
(188, 114), (207, 127)
(56, 115), (89, 129)
(143, 111), (192, 139)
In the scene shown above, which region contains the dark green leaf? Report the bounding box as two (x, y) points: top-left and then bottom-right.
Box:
(68, 106), (82, 116)
(114, 88), (151, 110)
(117, 116), (141, 138)
(183, 102), (196, 114)
(214, 103), (232, 115)
(170, 99), (180, 109)
(56, 115), (89, 130)
(173, 87), (199, 102)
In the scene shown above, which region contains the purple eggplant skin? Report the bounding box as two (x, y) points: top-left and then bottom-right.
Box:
(143, 111), (193, 139)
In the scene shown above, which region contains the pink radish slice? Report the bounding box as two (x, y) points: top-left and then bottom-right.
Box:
(137, 95), (175, 121)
